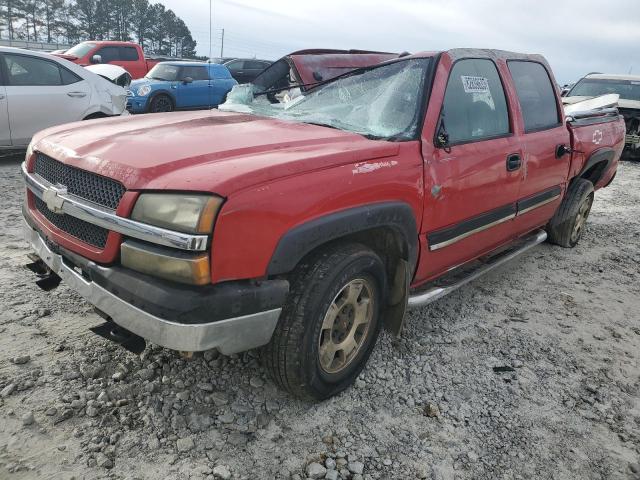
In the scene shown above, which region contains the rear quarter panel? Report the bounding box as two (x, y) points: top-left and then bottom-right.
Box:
(569, 116), (626, 188)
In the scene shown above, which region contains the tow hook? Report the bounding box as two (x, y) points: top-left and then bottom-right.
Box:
(25, 254), (61, 291)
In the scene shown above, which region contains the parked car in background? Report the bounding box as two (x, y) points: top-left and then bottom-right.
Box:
(21, 48), (624, 400)
(0, 47), (127, 149)
(223, 58), (272, 83)
(54, 41), (161, 80)
(85, 64), (132, 88)
(126, 61), (237, 113)
(563, 73), (640, 160)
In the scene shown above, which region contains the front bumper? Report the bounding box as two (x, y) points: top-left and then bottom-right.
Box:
(126, 97), (149, 113)
(24, 222), (285, 354)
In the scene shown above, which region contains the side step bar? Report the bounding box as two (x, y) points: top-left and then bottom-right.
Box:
(408, 229), (547, 309)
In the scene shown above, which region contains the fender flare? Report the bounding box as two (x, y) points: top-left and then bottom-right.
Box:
(577, 147), (615, 185)
(266, 202), (418, 276)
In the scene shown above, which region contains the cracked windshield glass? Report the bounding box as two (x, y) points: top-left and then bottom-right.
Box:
(222, 58), (431, 140)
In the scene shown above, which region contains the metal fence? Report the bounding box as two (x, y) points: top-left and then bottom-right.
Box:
(0, 39), (71, 52)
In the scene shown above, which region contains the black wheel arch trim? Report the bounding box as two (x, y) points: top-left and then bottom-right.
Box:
(577, 147), (615, 184)
(266, 202), (418, 277)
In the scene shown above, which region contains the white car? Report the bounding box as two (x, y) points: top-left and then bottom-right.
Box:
(0, 47), (127, 149)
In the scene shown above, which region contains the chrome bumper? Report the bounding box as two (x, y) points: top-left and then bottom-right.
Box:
(24, 222), (281, 354)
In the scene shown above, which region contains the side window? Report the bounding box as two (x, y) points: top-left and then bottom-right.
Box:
(508, 61), (560, 132)
(245, 60), (266, 70)
(225, 60), (244, 73)
(120, 47), (139, 61)
(441, 59), (510, 144)
(181, 66), (209, 81)
(95, 47), (120, 63)
(2, 54), (74, 86)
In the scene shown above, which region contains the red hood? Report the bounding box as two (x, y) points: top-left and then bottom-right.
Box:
(32, 110), (399, 196)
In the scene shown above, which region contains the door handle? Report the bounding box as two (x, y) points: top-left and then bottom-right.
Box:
(67, 92), (87, 98)
(506, 153), (522, 171)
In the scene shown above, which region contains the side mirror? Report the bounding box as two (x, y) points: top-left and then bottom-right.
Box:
(182, 77), (193, 84)
(91, 54), (102, 64)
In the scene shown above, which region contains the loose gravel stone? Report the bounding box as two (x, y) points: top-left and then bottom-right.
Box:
(348, 461), (364, 474)
(176, 437), (195, 452)
(212, 465), (231, 479)
(21, 412), (34, 426)
(12, 355), (30, 364)
(305, 462), (327, 479)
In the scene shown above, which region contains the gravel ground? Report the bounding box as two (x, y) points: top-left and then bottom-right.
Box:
(0, 153), (639, 480)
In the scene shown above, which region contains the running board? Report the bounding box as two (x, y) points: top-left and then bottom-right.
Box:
(408, 229), (547, 308)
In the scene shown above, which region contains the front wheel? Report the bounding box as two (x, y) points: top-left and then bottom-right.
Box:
(262, 243), (386, 400)
(148, 94), (174, 113)
(547, 178), (594, 247)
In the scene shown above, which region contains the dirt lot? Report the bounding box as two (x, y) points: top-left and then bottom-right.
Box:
(0, 153), (639, 480)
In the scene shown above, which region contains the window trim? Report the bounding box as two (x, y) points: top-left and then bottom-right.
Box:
(1, 52), (81, 87)
(434, 57), (513, 148)
(506, 59), (563, 134)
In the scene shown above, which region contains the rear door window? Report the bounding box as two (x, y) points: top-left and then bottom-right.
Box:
(508, 61), (561, 132)
(225, 60), (245, 73)
(120, 47), (139, 61)
(441, 59), (510, 144)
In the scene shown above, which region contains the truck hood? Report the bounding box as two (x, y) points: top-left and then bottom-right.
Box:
(32, 110), (399, 195)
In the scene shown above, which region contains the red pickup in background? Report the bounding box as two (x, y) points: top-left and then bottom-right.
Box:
(54, 41), (161, 79)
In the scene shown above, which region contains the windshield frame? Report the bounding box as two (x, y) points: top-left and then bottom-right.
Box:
(568, 77), (640, 101)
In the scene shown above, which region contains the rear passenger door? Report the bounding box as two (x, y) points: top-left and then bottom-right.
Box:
(175, 66), (210, 109)
(418, 58), (523, 280)
(507, 61), (570, 235)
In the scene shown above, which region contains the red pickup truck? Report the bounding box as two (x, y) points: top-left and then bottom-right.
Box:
(55, 41), (160, 79)
(22, 49), (625, 400)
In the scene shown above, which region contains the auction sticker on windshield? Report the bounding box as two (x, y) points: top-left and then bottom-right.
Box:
(461, 76), (490, 93)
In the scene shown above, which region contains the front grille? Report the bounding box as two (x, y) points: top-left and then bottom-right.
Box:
(34, 153), (125, 210)
(35, 197), (109, 248)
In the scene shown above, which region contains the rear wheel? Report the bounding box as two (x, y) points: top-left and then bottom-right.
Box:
(262, 243), (385, 400)
(547, 178), (594, 247)
(149, 94), (174, 113)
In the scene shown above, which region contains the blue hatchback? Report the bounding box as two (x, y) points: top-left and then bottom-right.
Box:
(127, 62), (238, 114)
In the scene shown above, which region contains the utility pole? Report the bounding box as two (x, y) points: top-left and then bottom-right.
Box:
(220, 28), (224, 58)
(209, 0), (212, 61)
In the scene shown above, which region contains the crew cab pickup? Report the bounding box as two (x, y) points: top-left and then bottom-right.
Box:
(55, 41), (161, 79)
(21, 49), (625, 400)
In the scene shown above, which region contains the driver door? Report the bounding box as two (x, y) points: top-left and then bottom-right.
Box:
(176, 66), (211, 109)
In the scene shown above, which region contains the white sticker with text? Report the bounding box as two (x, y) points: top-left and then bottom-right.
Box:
(461, 76), (490, 93)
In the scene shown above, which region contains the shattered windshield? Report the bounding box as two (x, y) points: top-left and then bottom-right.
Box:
(569, 78), (640, 101)
(222, 58), (431, 140)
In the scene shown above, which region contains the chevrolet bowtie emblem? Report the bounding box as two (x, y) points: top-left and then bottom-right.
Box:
(42, 184), (67, 214)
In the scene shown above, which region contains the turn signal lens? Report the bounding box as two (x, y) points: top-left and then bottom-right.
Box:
(121, 241), (210, 285)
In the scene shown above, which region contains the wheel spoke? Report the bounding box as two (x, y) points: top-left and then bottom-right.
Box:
(346, 280), (364, 303)
(322, 302), (340, 330)
(341, 335), (358, 358)
(353, 298), (371, 326)
(319, 341), (338, 369)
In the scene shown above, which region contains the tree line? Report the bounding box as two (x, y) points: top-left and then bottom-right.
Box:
(0, 0), (198, 58)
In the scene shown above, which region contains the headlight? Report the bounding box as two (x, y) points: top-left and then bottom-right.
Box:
(131, 193), (223, 234)
(137, 85), (152, 96)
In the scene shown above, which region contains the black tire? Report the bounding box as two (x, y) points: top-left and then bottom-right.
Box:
(547, 178), (594, 248)
(262, 243), (386, 400)
(83, 112), (107, 121)
(148, 94), (174, 113)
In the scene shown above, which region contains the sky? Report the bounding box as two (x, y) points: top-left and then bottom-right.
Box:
(159, 0), (640, 85)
